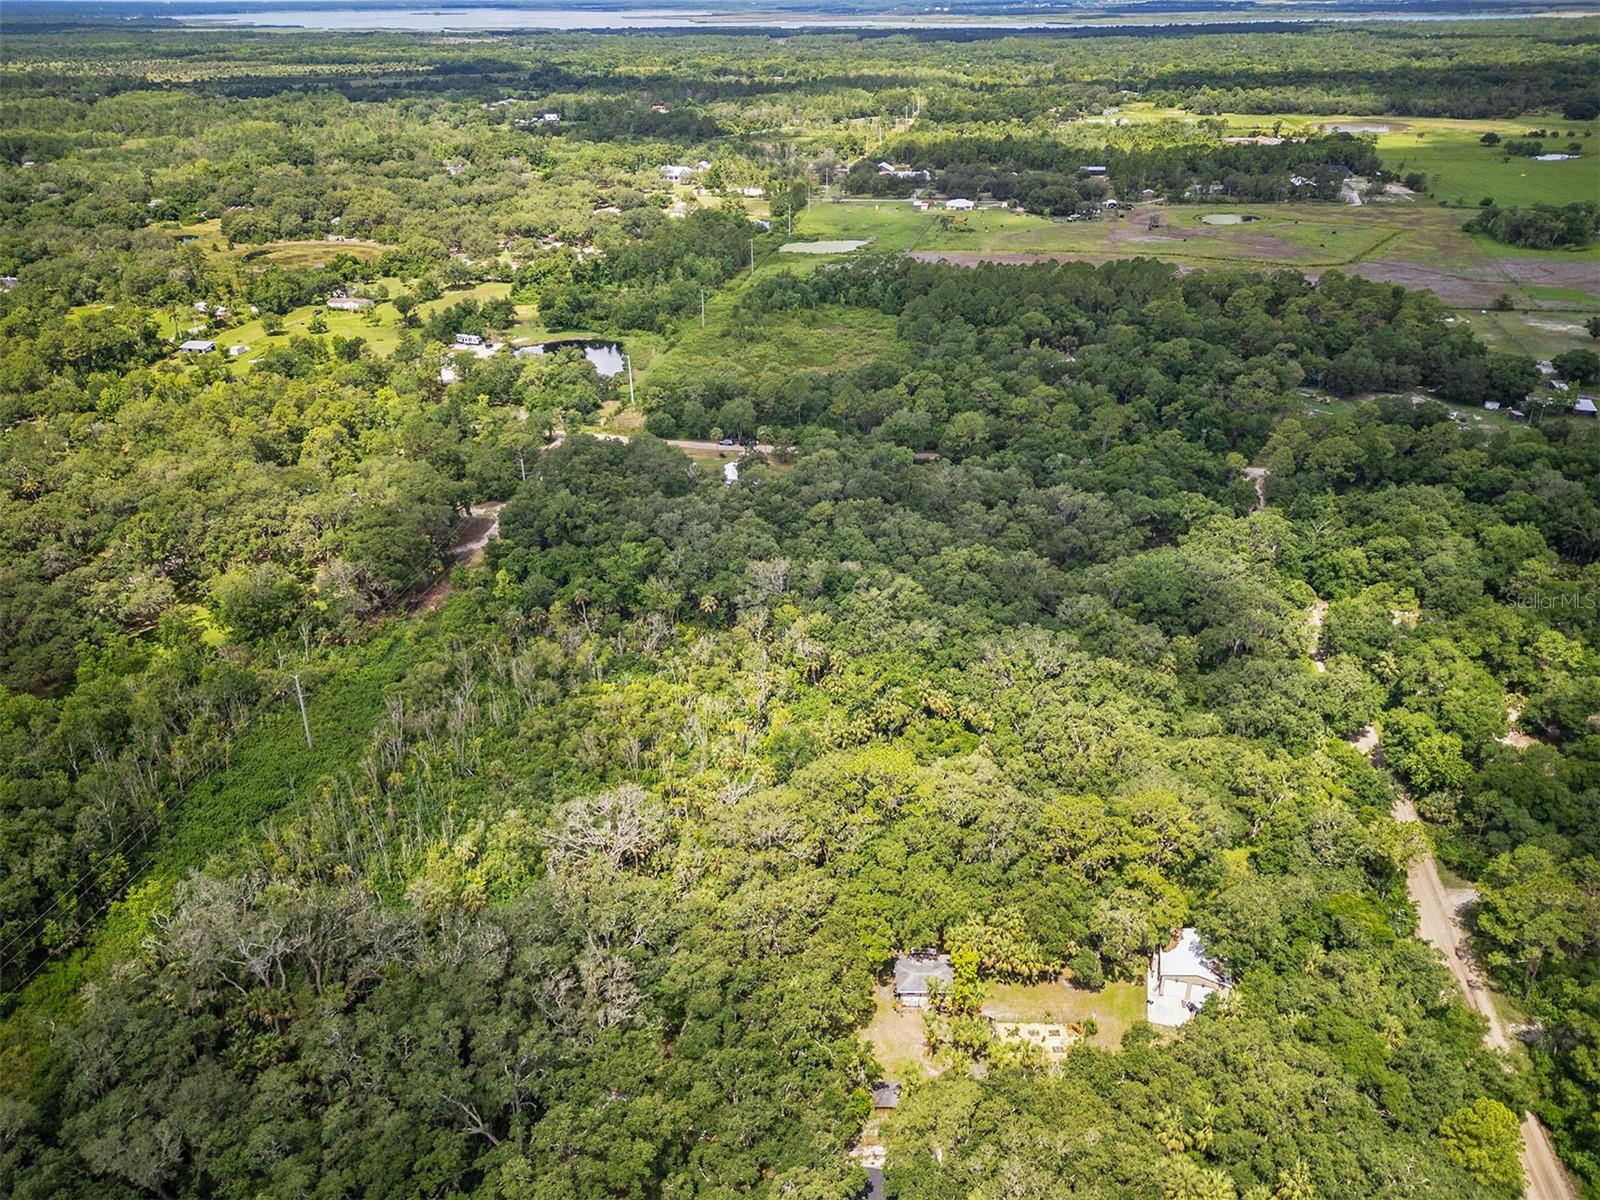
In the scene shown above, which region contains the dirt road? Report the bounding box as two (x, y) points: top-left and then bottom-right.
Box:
(545, 431), (775, 456)
(1242, 465), (1268, 512)
(1308, 599), (1327, 673)
(1391, 796), (1575, 1198)
(410, 501), (505, 613)
(449, 501), (504, 567)
(1523, 1116), (1577, 1200)
(1393, 798), (1511, 1051)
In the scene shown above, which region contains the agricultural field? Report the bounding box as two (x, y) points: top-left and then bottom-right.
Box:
(1083, 105), (1600, 207)
(785, 196), (1600, 314)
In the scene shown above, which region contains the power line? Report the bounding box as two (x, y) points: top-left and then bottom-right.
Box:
(0, 509), (486, 991)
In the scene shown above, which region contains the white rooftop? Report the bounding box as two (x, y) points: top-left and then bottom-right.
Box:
(1146, 927), (1227, 1028)
(1159, 927), (1225, 985)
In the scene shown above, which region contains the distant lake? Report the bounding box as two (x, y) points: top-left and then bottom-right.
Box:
(188, 7), (719, 29)
(178, 5), (1571, 31)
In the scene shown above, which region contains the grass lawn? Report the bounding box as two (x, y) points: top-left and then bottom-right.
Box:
(791, 200), (935, 250)
(862, 985), (936, 1079)
(163, 222), (394, 268)
(981, 979), (1146, 1050)
(791, 197), (1561, 276)
(164, 281), (524, 368)
(1454, 306), (1600, 363)
(233, 239), (389, 269)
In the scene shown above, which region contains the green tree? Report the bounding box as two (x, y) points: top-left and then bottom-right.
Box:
(1475, 846), (1591, 997)
(1438, 1098), (1524, 1194)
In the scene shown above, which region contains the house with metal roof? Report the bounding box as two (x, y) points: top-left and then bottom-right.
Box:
(892, 952), (953, 1008)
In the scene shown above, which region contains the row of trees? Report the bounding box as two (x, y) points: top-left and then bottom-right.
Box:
(847, 133), (1379, 206)
(1464, 202), (1600, 250)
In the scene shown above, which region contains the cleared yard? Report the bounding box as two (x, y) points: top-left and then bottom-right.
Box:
(862, 985), (936, 1079)
(982, 979), (1146, 1050)
(164, 282), (525, 367)
(860, 977), (1146, 1078)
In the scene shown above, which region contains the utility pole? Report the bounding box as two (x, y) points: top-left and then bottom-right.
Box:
(700, 287), (706, 328)
(625, 353), (635, 407)
(291, 673), (313, 748)
(749, 238), (755, 272)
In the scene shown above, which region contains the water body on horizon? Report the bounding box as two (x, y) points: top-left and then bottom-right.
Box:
(173, 4), (1585, 30)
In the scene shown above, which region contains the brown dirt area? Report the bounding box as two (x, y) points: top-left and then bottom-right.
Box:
(1334, 257), (1600, 308)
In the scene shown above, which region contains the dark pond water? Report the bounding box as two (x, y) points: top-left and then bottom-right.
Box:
(516, 339), (625, 378)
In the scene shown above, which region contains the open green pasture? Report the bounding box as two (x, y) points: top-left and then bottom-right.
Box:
(640, 299), (905, 396)
(1378, 127), (1599, 209)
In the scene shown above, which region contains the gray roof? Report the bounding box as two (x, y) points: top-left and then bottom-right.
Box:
(178, 339), (215, 352)
(893, 952), (952, 996)
(870, 1081), (901, 1108)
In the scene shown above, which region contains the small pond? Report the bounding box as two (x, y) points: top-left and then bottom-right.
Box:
(516, 339), (626, 377)
(1199, 213), (1260, 225)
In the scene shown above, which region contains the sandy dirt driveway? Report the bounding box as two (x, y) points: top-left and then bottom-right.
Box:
(1392, 797), (1576, 1199)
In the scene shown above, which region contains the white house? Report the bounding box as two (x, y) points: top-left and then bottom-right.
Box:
(660, 164), (694, 181)
(1081, 165), (1108, 176)
(178, 339), (216, 353)
(454, 333), (484, 347)
(542, 112), (561, 124)
(945, 198), (975, 211)
(1146, 928), (1227, 1027)
(892, 952), (953, 1008)
(1575, 396), (1597, 416)
(327, 296), (372, 311)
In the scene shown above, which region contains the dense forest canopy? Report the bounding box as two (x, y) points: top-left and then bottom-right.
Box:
(1, 15), (1598, 1200)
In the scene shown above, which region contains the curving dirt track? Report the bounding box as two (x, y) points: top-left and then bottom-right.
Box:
(1392, 796), (1576, 1198)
